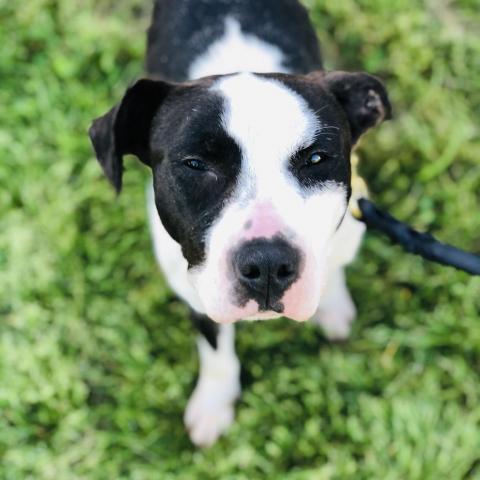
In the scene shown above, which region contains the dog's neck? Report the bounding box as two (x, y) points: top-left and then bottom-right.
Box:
(188, 17), (289, 80)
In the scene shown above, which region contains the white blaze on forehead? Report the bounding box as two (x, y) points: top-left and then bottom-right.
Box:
(214, 72), (319, 192)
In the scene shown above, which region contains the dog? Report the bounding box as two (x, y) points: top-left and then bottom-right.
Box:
(89, 0), (391, 447)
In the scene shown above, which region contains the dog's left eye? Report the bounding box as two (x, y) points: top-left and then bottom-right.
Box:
(305, 152), (323, 166)
(183, 158), (207, 171)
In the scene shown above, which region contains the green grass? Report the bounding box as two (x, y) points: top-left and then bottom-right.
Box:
(1, 0), (479, 478)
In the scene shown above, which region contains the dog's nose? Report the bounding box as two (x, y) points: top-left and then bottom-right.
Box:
(233, 237), (301, 311)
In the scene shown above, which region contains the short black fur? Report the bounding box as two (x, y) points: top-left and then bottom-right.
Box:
(190, 309), (219, 349)
(89, 79), (172, 192)
(322, 71), (392, 143)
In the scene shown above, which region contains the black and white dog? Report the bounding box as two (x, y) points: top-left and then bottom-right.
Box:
(89, 0), (391, 447)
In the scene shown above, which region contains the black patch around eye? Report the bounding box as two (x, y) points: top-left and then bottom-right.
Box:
(291, 145), (335, 168)
(150, 89), (242, 267)
(289, 144), (350, 192)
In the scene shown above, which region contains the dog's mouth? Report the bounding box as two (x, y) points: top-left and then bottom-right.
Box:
(259, 300), (284, 314)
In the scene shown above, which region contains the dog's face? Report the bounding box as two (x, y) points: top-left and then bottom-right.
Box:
(90, 71), (390, 323)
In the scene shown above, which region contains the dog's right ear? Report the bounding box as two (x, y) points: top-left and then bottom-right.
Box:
(88, 79), (172, 193)
(307, 70), (392, 145)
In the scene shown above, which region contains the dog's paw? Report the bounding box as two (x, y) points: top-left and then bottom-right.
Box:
(184, 378), (240, 447)
(311, 299), (356, 341)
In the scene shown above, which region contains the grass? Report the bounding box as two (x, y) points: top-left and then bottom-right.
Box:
(1, 0), (479, 478)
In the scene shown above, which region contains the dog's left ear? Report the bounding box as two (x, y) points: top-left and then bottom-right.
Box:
(310, 71), (392, 144)
(88, 79), (172, 193)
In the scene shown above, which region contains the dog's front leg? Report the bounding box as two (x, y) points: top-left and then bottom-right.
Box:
(184, 311), (241, 447)
(311, 267), (356, 341)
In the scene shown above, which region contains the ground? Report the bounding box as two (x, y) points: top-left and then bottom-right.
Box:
(1, 0), (479, 478)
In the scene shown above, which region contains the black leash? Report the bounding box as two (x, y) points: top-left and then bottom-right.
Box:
(356, 197), (480, 276)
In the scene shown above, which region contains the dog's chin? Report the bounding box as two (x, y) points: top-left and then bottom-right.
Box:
(242, 311), (284, 321)
(243, 311), (313, 322)
(206, 303), (317, 324)
(203, 303), (283, 324)
(210, 311), (314, 324)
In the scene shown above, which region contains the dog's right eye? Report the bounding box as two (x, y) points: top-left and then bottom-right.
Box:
(305, 152), (323, 166)
(183, 158), (207, 171)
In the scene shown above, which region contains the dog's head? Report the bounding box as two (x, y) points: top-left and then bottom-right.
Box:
(89, 71), (390, 323)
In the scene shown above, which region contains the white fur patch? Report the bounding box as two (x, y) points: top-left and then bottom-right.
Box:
(310, 212), (366, 339)
(328, 210), (366, 269)
(217, 72), (319, 181)
(189, 17), (288, 79)
(184, 325), (240, 447)
(311, 266), (357, 340)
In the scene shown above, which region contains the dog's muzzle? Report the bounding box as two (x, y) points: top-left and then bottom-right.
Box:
(231, 236), (302, 313)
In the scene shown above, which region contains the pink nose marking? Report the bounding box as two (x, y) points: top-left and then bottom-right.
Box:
(244, 202), (282, 239)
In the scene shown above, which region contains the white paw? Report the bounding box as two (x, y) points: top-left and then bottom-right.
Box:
(312, 298), (356, 341)
(184, 379), (240, 447)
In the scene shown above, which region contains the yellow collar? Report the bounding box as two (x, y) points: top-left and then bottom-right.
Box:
(348, 152), (369, 220)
